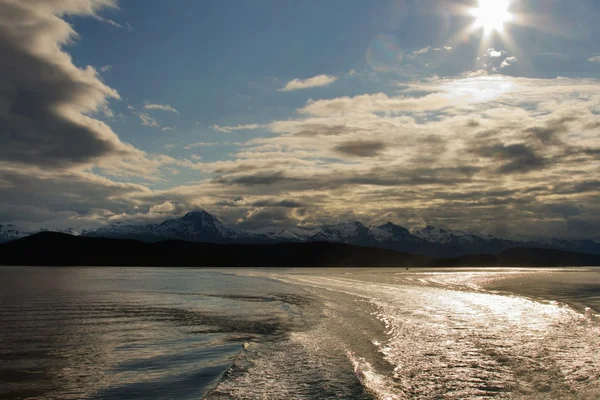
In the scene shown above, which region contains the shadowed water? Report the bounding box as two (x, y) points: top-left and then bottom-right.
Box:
(1, 266), (599, 399)
(0, 267), (317, 400)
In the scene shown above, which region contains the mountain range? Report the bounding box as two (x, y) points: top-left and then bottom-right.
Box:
(1, 210), (599, 257)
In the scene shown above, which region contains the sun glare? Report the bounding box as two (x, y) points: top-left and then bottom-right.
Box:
(470, 0), (513, 34)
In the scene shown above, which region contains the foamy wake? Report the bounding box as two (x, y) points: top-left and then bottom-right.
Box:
(275, 271), (600, 399)
(347, 351), (401, 400)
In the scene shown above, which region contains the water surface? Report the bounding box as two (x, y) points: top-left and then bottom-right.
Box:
(1, 266), (599, 399)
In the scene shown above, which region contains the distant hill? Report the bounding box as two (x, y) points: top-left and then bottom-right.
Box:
(0, 232), (427, 267)
(439, 247), (600, 267)
(1, 232), (598, 267)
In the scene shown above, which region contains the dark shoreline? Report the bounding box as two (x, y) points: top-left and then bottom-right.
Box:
(1, 232), (599, 268)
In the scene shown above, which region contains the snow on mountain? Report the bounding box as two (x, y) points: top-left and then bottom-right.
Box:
(3, 210), (598, 256)
(372, 222), (420, 242)
(411, 225), (500, 245)
(87, 210), (246, 242)
(250, 224), (320, 241)
(286, 226), (323, 240)
(158, 210), (244, 240)
(309, 221), (376, 244)
(0, 224), (30, 243)
(57, 228), (81, 236)
(411, 226), (456, 244)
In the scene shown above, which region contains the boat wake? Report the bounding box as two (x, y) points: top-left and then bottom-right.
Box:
(210, 269), (600, 399)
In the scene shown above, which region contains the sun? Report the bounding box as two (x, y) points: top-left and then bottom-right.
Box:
(470, 0), (513, 34)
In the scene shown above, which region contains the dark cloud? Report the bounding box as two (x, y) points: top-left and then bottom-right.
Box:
(553, 180), (600, 195)
(537, 204), (582, 218)
(567, 217), (600, 241)
(473, 143), (548, 174)
(0, 0), (134, 169)
(214, 171), (301, 186)
(334, 140), (386, 157)
(251, 199), (304, 208)
(213, 165), (481, 192)
(236, 208), (296, 230)
(293, 124), (360, 137)
(524, 117), (575, 145)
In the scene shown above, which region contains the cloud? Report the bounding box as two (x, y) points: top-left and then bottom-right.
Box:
(212, 124), (262, 133)
(161, 127), (174, 132)
(413, 47), (433, 55)
(184, 141), (241, 149)
(487, 49), (505, 58)
(334, 140), (386, 157)
(93, 14), (123, 28)
(278, 74), (338, 92)
(500, 56), (518, 69)
(250, 199), (304, 208)
(99, 64), (112, 72)
(2, 11), (600, 246)
(143, 102), (179, 113)
(0, 0), (143, 169)
(412, 46), (452, 56)
(472, 143), (548, 174)
(589, 56), (600, 64)
(136, 112), (159, 127)
(298, 92), (457, 117)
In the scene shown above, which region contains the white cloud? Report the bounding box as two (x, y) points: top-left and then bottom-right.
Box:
(161, 127), (174, 132)
(149, 201), (176, 213)
(588, 56), (600, 64)
(414, 46), (432, 55)
(136, 112), (159, 127)
(297, 92), (460, 117)
(278, 74), (338, 92)
(93, 15), (123, 28)
(501, 56), (518, 69)
(413, 46), (451, 56)
(185, 142), (216, 149)
(143, 102), (179, 113)
(212, 124), (262, 133)
(487, 49), (505, 58)
(99, 65), (112, 72)
(183, 141), (242, 149)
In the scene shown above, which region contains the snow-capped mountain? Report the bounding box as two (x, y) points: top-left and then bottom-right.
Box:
(410, 225), (511, 256)
(2, 210), (599, 256)
(86, 210), (251, 243)
(368, 222), (433, 253)
(0, 225), (86, 243)
(309, 221), (377, 244)
(251, 224), (321, 241)
(373, 222), (423, 242)
(411, 225), (498, 245)
(0, 224), (30, 243)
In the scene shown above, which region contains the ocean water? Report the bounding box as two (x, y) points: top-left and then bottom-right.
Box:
(1, 267), (599, 399)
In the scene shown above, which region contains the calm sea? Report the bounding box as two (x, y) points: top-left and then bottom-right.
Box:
(1, 266), (599, 399)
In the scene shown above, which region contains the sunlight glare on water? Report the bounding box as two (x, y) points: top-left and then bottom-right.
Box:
(273, 268), (600, 399)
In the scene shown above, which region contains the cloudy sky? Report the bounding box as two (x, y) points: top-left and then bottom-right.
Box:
(1, 0), (599, 240)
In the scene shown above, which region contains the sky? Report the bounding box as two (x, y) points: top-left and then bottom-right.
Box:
(1, 0), (599, 240)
